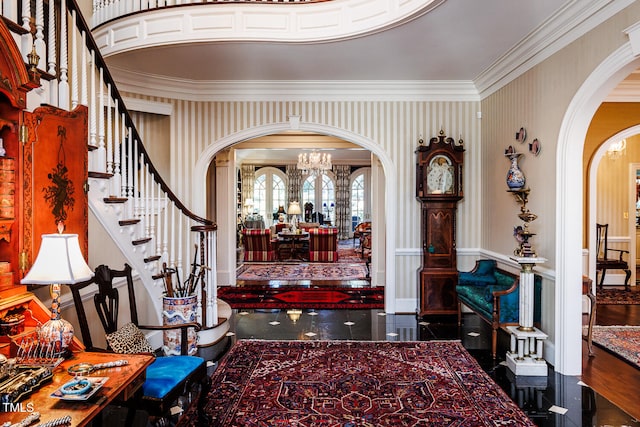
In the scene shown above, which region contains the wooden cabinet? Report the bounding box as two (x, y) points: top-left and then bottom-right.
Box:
(0, 18), (39, 299)
(0, 20), (88, 303)
(0, 19), (88, 323)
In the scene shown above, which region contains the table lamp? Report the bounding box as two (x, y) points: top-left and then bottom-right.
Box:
(21, 232), (94, 355)
(287, 201), (302, 231)
(244, 198), (254, 218)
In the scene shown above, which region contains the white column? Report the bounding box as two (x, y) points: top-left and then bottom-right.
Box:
(506, 256), (548, 376)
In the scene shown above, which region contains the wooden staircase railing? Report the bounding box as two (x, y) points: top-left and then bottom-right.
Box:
(0, 0), (224, 339)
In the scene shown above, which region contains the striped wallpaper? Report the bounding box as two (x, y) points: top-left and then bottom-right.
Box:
(124, 95), (483, 311)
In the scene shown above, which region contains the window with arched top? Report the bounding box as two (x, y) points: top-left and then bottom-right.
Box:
(302, 173), (335, 223)
(350, 168), (371, 232)
(253, 167), (288, 225)
(351, 174), (365, 230)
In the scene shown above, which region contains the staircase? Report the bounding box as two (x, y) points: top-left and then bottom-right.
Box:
(0, 0), (230, 351)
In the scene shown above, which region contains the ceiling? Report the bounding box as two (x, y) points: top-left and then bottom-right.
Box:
(105, 0), (566, 82)
(102, 0), (635, 163)
(234, 132), (371, 165)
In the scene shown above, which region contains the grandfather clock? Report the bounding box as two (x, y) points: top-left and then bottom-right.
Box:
(416, 130), (464, 317)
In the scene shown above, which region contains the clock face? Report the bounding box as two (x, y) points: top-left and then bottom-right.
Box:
(426, 155), (454, 194)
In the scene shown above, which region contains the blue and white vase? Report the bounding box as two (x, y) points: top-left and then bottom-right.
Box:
(506, 153), (526, 190)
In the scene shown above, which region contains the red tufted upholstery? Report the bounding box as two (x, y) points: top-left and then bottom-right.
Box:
(308, 228), (339, 262)
(242, 229), (277, 262)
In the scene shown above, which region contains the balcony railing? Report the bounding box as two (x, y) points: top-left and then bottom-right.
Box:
(91, 0), (331, 28)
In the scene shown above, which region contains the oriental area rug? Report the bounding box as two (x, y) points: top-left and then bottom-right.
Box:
(178, 340), (535, 427)
(588, 325), (640, 368)
(237, 263), (368, 282)
(596, 288), (640, 305)
(218, 285), (384, 309)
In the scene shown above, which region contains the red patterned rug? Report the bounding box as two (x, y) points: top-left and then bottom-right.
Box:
(178, 340), (535, 427)
(218, 285), (384, 309)
(237, 263), (368, 281)
(588, 325), (640, 368)
(337, 240), (366, 264)
(596, 288), (640, 305)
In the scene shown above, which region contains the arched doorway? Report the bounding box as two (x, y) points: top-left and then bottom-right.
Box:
(588, 127), (640, 286)
(193, 122), (399, 313)
(557, 40), (640, 375)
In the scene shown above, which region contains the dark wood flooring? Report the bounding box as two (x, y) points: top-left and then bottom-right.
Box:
(581, 299), (640, 421)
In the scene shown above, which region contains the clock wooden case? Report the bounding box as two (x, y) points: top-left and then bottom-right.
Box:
(416, 131), (464, 317)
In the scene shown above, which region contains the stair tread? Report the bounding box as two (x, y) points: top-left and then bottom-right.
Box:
(119, 219), (140, 226)
(104, 197), (128, 204)
(90, 171), (113, 179)
(144, 255), (161, 263)
(132, 237), (152, 245)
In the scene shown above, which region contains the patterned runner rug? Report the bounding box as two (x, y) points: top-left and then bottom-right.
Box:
(219, 285), (383, 309)
(587, 325), (640, 368)
(237, 263), (368, 281)
(596, 288), (640, 305)
(178, 340), (535, 427)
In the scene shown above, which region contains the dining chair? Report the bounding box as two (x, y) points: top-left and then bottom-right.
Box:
(70, 264), (210, 426)
(595, 223), (631, 289)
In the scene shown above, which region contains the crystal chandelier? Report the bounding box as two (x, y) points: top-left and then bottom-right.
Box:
(297, 150), (331, 177)
(607, 139), (626, 160)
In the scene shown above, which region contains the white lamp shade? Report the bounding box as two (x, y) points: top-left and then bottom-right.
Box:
(287, 201), (302, 215)
(21, 234), (94, 285)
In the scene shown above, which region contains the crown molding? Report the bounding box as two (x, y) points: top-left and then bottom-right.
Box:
(111, 69), (481, 102)
(121, 96), (173, 115)
(475, 0), (635, 99)
(104, 0), (634, 102)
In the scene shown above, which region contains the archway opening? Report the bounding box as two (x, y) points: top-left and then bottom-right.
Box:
(193, 123), (399, 313)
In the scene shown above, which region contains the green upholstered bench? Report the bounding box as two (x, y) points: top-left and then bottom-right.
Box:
(456, 259), (541, 358)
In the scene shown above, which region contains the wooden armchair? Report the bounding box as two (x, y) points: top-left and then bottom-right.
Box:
(242, 228), (277, 261)
(595, 223), (631, 290)
(353, 221), (371, 247)
(70, 264), (209, 424)
(308, 228), (339, 262)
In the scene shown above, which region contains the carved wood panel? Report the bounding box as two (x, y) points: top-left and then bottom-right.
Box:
(22, 105), (88, 272)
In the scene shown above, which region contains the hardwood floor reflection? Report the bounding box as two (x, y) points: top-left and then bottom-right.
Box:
(581, 301), (640, 421)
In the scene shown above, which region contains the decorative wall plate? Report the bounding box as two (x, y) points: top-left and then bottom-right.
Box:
(530, 138), (541, 156)
(516, 127), (526, 143)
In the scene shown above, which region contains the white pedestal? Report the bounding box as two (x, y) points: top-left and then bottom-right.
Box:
(507, 256), (548, 376)
(505, 326), (548, 376)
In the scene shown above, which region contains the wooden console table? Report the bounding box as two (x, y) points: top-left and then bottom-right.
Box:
(0, 351), (154, 427)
